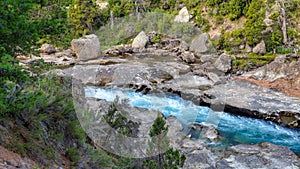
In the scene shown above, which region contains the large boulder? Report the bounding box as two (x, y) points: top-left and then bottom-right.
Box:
(213, 53), (232, 73)
(132, 31), (149, 48)
(190, 33), (215, 54)
(71, 34), (101, 61)
(253, 40), (266, 54)
(174, 7), (190, 23)
(39, 44), (56, 54)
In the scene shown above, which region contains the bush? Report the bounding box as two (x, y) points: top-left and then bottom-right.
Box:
(66, 148), (80, 165)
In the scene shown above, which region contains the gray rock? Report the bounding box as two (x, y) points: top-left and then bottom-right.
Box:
(247, 55), (300, 82)
(174, 7), (190, 23)
(213, 53), (232, 73)
(183, 149), (219, 169)
(190, 33), (215, 54)
(203, 81), (300, 127)
(225, 143), (300, 169)
(71, 34), (101, 61)
(39, 44), (56, 54)
(180, 51), (196, 63)
(200, 54), (216, 63)
(163, 74), (213, 91)
(207, 72), (221, 84)
(132, 31), (149, 48)
(253, 40), (266, 54)
(166, 116), (185, 149)
(188, 122), (219, 142)
(180, 41), (189, 51)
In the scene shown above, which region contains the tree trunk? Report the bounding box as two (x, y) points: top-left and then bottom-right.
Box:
(280, 1), (288, 44)
(110, 10), (114, 29)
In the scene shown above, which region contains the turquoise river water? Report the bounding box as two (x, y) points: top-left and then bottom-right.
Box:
(85, 87), (300, 154)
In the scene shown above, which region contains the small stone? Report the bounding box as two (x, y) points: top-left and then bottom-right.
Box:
(39, 44), (56, 54)
(253, 40), (266, 54)
(245, 44), (252, 53)
(180, 51), (196, 63)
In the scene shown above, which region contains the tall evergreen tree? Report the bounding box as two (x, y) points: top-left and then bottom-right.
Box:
(245, 0), (266, 46)
(144, 113), (186, 169)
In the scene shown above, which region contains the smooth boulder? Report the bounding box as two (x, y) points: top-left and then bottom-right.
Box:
(190, 33), (215, 54)
(132, 31), (149, 48)
(71, 34), (101, 61)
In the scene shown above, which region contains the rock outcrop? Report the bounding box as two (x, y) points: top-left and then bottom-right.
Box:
(71, 34), (101, 61)
(239, 54), (300, 98)
(183, 142), (300, 169)
(204, 81), (300, 127)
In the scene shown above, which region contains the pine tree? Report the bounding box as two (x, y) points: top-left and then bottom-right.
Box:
(144, 113), (186, 169)
(245, 0), (266, 46)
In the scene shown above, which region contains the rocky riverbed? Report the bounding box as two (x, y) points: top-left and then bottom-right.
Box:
(78, 95), (300, 169)
(16, 33), (300, 168)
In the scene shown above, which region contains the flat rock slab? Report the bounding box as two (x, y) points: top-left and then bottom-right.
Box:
(204, 81), (300, 127)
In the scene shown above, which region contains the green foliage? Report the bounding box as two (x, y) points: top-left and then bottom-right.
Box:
(66, 148), (80, 165)
(194, 12), (210, 32)
(265, 25), (283, 52)
(206, 0), (224, 6)
(97, 12), (199, 49)
(0, 54), (31, 115)
(34, 0), (73, 48)
(86, 146), (115, 168)
(69, 120), (86, 146)
(245, 0), (266, 46)
(150, 113), (168, 137)
(108, 0), (135, 17)
(0, 1), (39, 55)
(232, 53), (276, 70)
(227, 0), (251, 20)
(276, 47), (295, 54)
(68, 0), (97, 38)
(104, 98), (139, 137)
(152, 35), (161, 43)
